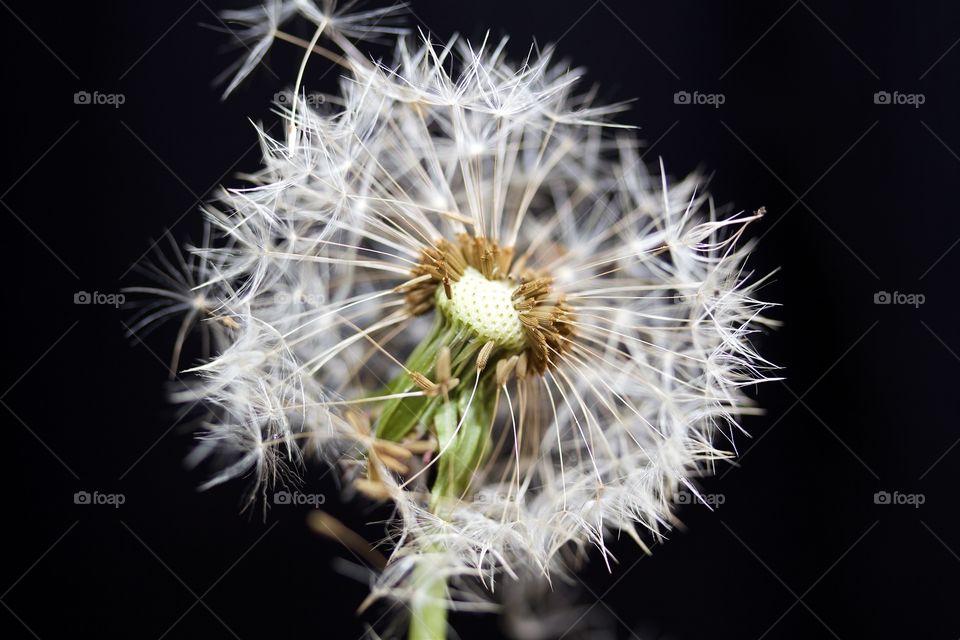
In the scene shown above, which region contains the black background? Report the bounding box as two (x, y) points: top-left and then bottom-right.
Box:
(2, 1), (958, 638)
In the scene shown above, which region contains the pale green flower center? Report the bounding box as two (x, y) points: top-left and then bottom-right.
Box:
(435, 267), (526, 351)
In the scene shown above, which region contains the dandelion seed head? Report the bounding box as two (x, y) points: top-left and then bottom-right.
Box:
(137, 0), (778, 627)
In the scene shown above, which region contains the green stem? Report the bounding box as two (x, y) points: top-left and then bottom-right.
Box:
(408, 556), (448, 640)
(408, 383), (494, 640)
(372, 300), (501, 640)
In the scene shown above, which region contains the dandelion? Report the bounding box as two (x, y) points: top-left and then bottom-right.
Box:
(137, 2), (777, 638)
